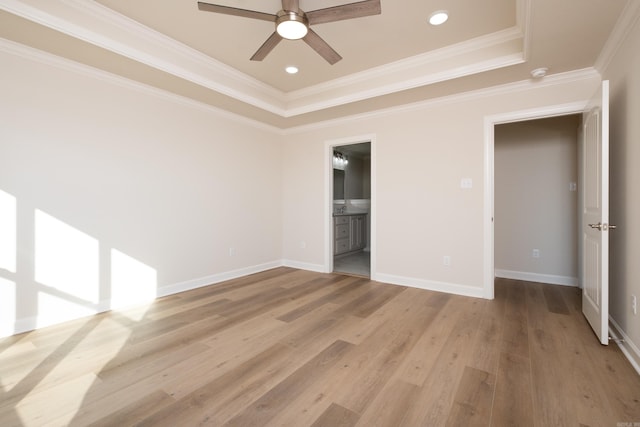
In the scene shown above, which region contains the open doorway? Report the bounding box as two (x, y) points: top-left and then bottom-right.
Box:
(331, 142), (371, 277)
(494, 115), (582, 287)
(485, 84), (610, 344)
(483, 102), (588, 299)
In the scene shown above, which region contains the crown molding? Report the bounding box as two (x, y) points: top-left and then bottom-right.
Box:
(0, 37), (283, 134)
(62, 0), (282, 96)
(1, 29), (599, 137)
(0, 0), (288, 114)
(284, 28), (525, 116)
(594, 0), (640, 74)
(517, 0), (533, 61)
(0, 0), (529, 119)
(284, 68), (600, 134)
(286, 26), (523, 101)
(285, 53), (525, 117)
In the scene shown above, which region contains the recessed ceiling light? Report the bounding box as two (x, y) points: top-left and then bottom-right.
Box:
(285, 66), (299, 74)
(530, 67), (548, 78)
(429, 10), (448, 26)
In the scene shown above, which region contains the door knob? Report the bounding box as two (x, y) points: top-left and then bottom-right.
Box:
(588, 222), (617, 231)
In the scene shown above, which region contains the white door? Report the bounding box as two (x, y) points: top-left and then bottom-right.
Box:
(582, 80), (612, 345)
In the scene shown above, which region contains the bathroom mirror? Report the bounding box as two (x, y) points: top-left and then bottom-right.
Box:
(333, 169), (345, 200)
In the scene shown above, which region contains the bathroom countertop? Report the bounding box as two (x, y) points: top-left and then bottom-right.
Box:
(333, 212), (368, 216)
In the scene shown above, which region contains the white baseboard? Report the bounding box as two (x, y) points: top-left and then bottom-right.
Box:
(2, 260), (283, 338)
(609, 316), (640, 376)
(10, 301), (112, 338)
(285, 261), (484, 300)
(495, 269), (578, 287)
(156, 261), (282, 298)
(281, 259), (327, 273)
(375, 272), (485, 299)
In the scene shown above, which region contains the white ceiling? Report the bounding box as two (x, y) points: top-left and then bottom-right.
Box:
(0, 0), (631, 129)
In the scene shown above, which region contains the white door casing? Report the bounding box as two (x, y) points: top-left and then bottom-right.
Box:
(483, 101), (590, 300)
(581, 80), (610, 345)
(324, 134), (376, 277)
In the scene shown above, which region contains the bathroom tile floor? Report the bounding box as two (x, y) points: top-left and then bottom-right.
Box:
(333, 250), (370, 277)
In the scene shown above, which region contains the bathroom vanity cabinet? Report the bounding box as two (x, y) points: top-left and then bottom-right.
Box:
(334, 213), (367, 255)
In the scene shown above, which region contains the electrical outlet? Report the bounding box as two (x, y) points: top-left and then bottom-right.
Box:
(460, 178), (473, 189)
(632, 295), (637, 315)
(300, 241), (307, 249)
(443, 256), (451, 266)
(532, 249), (540, 258)
(229, 247), (235, 257)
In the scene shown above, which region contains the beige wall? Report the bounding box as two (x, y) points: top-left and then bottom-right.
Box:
(282, 76), (600, 296)
(3, 25), (630, 345)
(0, 48), (283, 336)
(603, 12), (640, 362)
(494, 115), (580, 285)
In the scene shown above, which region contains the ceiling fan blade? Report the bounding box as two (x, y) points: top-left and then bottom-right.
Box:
(282, 0), (300, 12)
(250, 32), (283, 61)
(197, 2), (275, 22)
(303, 29), (342, 65)
(307, 0), (381, 25)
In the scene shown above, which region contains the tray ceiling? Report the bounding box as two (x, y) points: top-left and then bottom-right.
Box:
(0, 0), (630, 129)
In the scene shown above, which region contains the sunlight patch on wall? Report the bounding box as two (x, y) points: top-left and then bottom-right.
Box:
(0, 189), (17, 273)
(36, 292), (97, 328)
(0, 277), (16, 337)
(111, 249), (157, 320)
(34, 210), (99, 304)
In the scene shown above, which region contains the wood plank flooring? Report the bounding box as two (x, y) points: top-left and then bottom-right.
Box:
(1, 268), (639, 426)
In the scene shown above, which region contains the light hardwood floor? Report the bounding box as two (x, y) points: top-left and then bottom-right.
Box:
(1, 268), (639, 426)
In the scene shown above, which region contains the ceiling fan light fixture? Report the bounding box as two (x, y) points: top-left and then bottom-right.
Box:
(429, 10), (448, 26)
(276, 11), (308, 40)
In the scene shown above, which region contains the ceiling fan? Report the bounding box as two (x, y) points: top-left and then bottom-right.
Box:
(197, 0), (381, 65)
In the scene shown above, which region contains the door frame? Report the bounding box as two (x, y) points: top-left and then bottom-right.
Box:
(483, 102), (588, 299)
(324, 134), (376, 277)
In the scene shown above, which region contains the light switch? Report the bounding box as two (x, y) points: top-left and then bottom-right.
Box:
(569, 182), (577, 191)
(460, 178), (473, 189)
